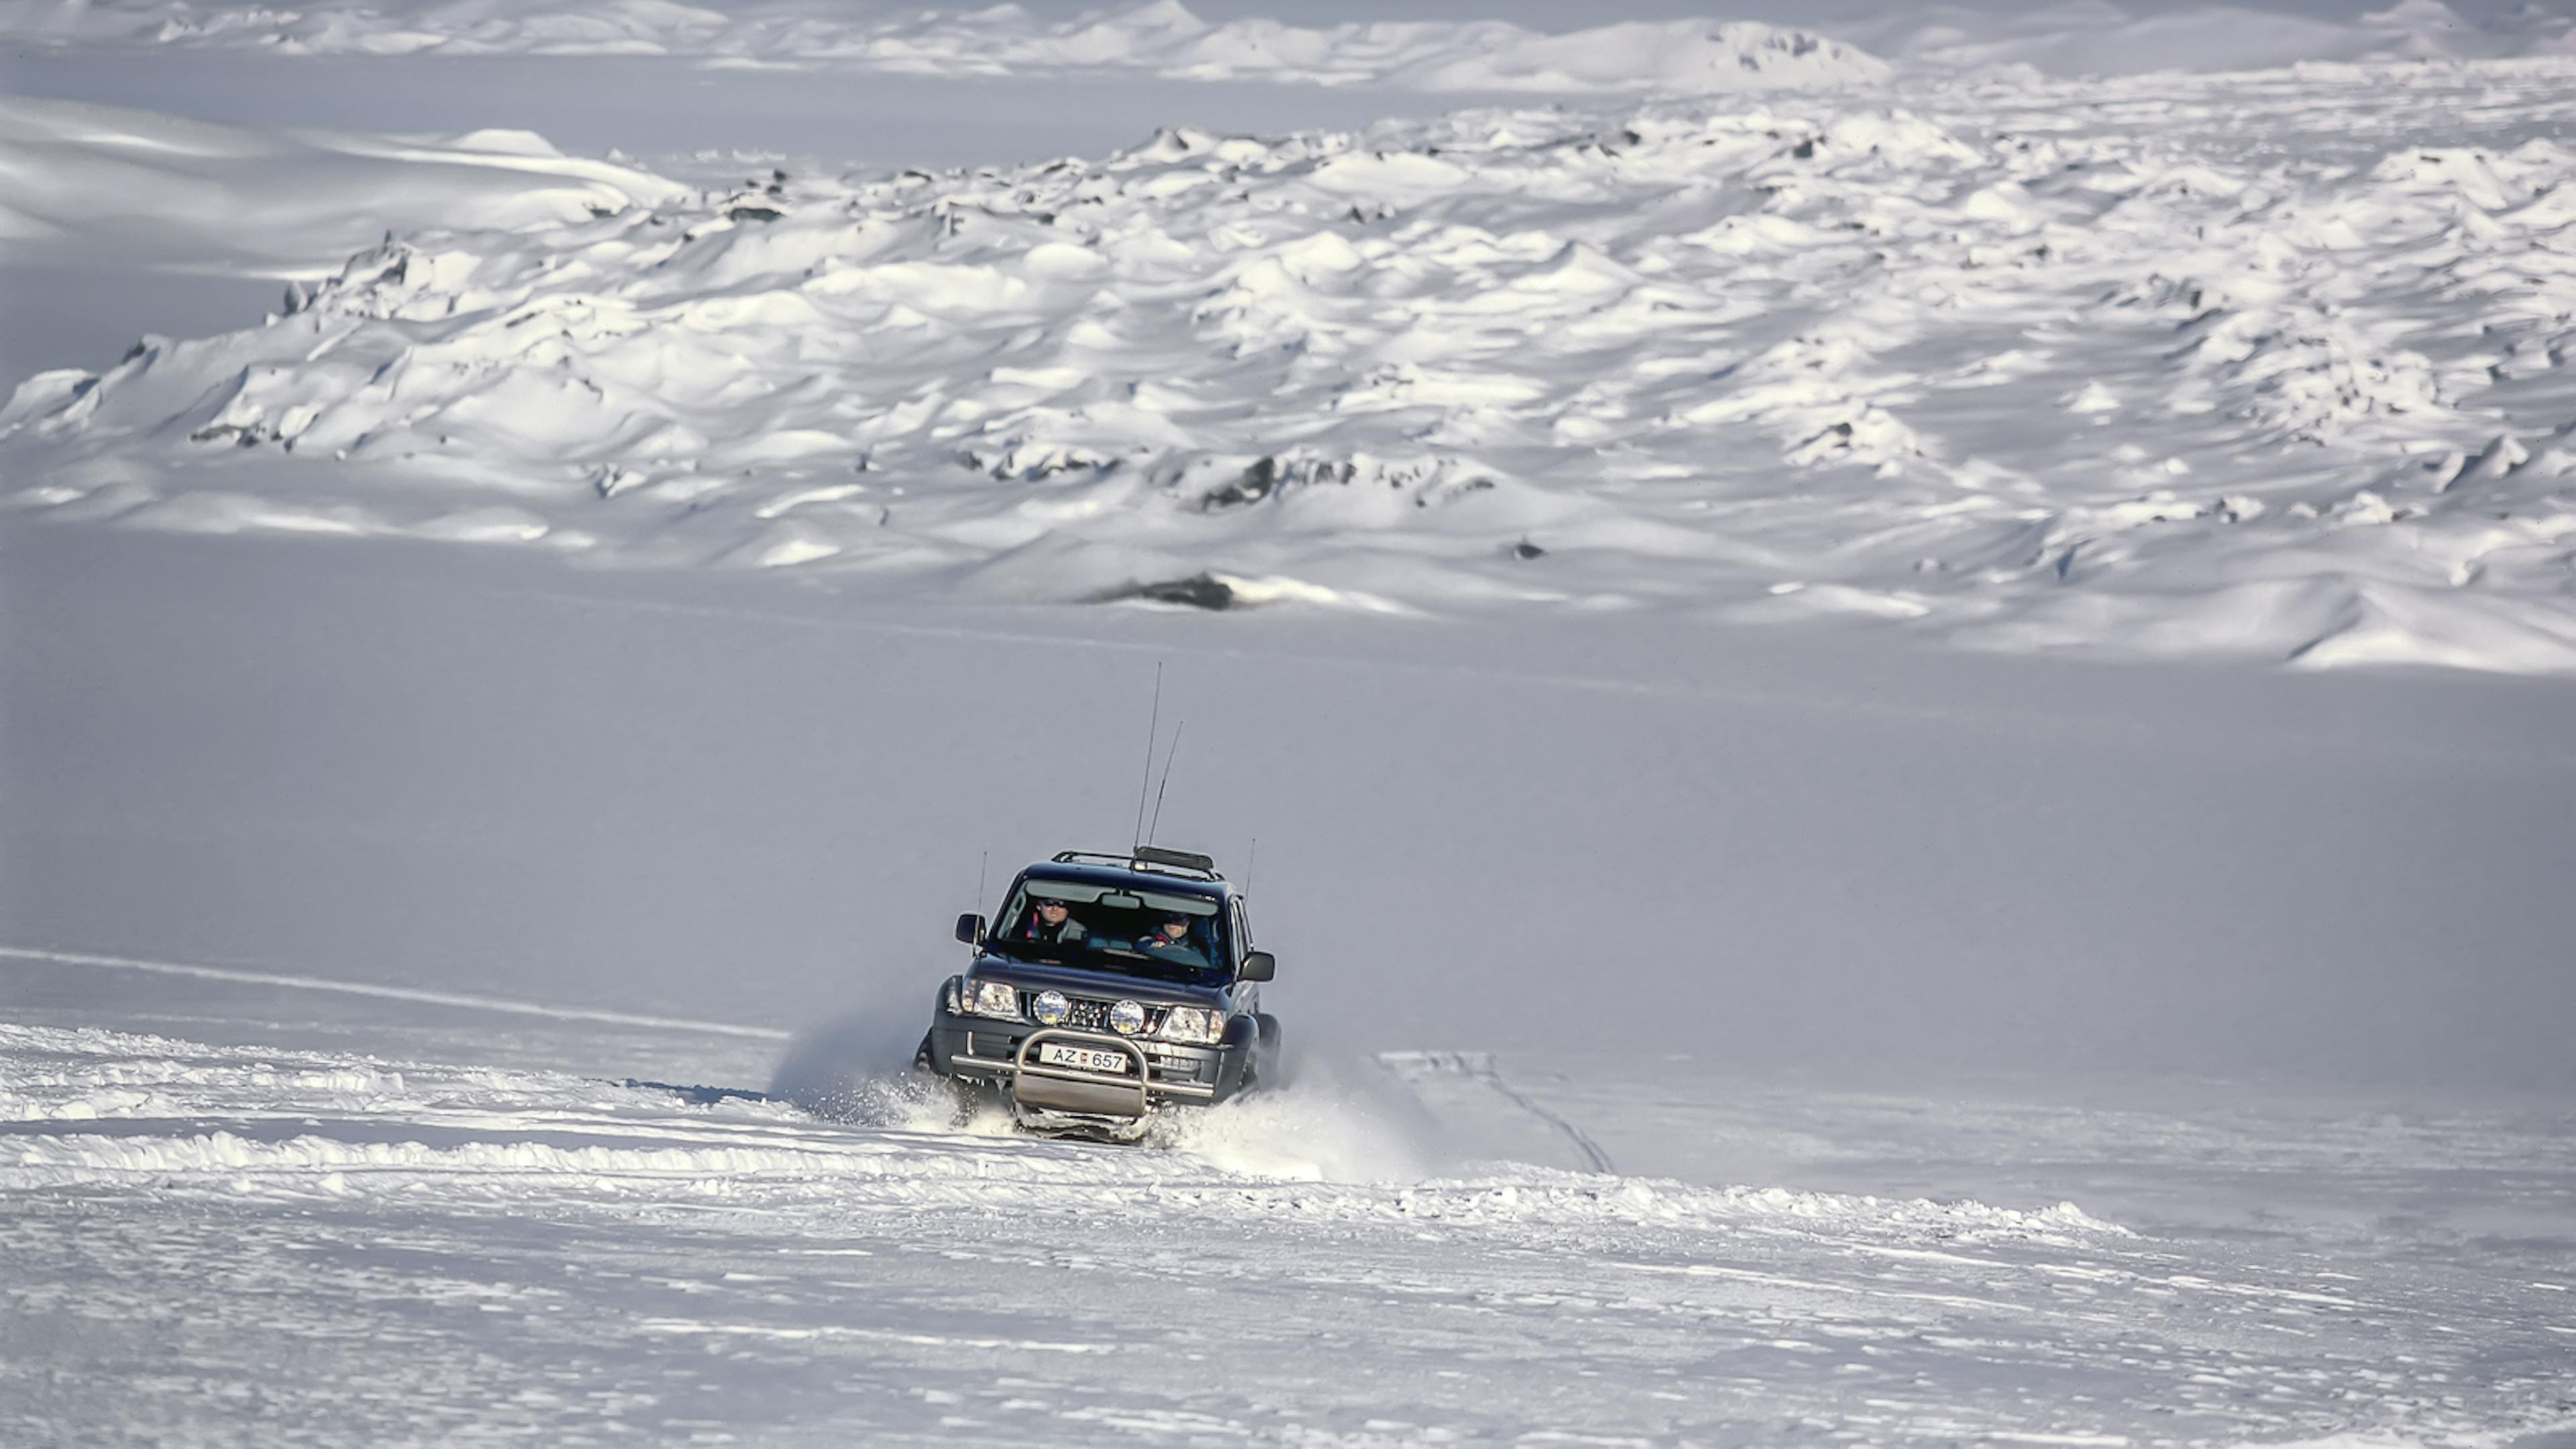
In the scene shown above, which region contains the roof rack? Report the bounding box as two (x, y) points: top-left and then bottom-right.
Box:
(1051, 847), (1224, 881)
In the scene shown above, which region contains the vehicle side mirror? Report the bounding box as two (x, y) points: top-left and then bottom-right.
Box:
(955, 913), (985, 946)
(1240, 950), (1275, 982)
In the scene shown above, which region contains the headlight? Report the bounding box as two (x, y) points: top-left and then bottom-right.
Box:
(1107, 1000), (1147, 1036)
(961, 979), (1020, 1020)
(1030, 989), (1070, 1026)
(1156, 1006), (1223, 1045)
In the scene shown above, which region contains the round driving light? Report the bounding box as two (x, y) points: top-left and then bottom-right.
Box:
(1108, 1000), (1147, 1036)
(1031, 990), (1070, 1026)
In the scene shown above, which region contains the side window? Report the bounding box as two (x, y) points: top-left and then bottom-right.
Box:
(1232, 900), (1252, 962)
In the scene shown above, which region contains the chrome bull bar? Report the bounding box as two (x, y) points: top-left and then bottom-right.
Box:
(1011, 1028), (1153, 1118)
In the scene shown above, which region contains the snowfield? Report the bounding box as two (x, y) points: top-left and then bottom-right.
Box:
(3, 1003), (2571, 1448)
(5, 519), (2572, 1445)
(0, 1), (1894, 92)
(7, 3), (2576, 1444)
(9, 57), (2576, 672)
(9, 0), (2573, 83)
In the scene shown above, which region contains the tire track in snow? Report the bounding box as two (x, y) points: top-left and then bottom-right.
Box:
(1379, 1050), (1615, 1173)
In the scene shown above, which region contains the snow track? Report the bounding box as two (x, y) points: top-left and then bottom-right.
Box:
(3, 1017), (2569, 1446)
(0, 945), (794, 1041)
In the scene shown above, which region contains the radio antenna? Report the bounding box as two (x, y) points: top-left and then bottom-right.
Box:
(1146, 720), (1185, 846)
(1245, 836), (1257, 895)
(1130, 662), (1163, 849)
(975, 851), (987, 913)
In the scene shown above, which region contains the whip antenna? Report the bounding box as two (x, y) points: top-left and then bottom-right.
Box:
(975, 851), (987, 913)
(1146, 720), (1185, 846)
(1246, 836), (1257, 895)
(1131, 662), (1163, 849)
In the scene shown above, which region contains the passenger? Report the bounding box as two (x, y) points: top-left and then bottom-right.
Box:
(1014, 897), (1087, 945)
(1136, 912), (1208, 967)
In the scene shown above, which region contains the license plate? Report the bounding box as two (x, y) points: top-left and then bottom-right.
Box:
(1036, 1042), (1132, 1075)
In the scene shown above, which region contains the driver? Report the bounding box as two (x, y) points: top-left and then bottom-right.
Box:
(1014, 896), (1087, 945)
(1136, 912), (1208, 967)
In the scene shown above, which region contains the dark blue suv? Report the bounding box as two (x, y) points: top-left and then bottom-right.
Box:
(918, 847), (1279, 1132)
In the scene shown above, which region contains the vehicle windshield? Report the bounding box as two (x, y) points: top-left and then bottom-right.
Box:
(983, 876), (1232, 983)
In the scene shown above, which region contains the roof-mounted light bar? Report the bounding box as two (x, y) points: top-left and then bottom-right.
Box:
(1051, 847), (1223, 881)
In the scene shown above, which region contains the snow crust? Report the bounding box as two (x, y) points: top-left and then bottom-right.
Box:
(11, 63), (2576, 672)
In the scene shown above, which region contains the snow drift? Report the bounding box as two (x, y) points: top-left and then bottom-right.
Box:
(8, 63), (2575, 673)
(0, 95), (687, 273)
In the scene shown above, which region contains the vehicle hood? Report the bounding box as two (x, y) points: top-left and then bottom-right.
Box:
(967, 953), (1230, 1010)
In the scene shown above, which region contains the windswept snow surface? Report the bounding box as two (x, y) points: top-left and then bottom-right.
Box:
(1849, 0), (2576, 76)
(11, 0), (2573, 83)
(0, 94), (686, 274)
(10, 64), (2576, 671)
(0, 1), (1890, 93)
(2, 1005), (2571, 1446)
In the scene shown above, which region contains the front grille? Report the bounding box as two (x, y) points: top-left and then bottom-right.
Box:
(1061, 997), (1165, 1034)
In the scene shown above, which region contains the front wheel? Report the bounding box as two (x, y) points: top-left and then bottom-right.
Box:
(1246, 1014), (1283, 1093)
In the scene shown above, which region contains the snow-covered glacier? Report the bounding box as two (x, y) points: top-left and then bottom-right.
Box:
(0, 1), (1890, 91)
(11, 0), (2571, 82)
(7, 6), (2576, 1444)
(9, 59), (2576, 671)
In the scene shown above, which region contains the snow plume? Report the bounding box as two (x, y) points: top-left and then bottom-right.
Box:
(1155, 1055), (1441, 1183)
(765, 1002), (1438, 1183)
(2, 2), (1890, 93)
(766, 994), (953, 1129)
(12, 62), (2576, 673)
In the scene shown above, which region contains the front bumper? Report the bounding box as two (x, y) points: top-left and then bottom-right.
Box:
(925, 1002), (1248, 1118)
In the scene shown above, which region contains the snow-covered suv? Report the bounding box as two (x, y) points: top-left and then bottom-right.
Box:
(917, 847), (1279, 1131)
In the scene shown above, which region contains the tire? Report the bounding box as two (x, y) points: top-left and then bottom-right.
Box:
(1249, 1013), (1282, 1092)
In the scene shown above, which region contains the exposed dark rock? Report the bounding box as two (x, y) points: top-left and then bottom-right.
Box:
(727, 205), (785, 223)
(1201, 456), (1278, 511)
(1097, 573), (1236, 610)
(1512, 539), (1546, 559)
